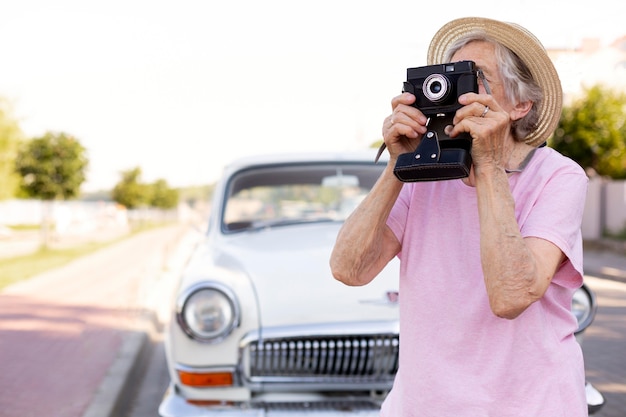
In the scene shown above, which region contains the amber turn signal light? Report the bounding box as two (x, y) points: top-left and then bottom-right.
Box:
(178, 370), (234, 387)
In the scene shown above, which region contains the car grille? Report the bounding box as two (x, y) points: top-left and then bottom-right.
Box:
(241, 332), (399, 389)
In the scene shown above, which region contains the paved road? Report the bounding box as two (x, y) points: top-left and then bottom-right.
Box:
(0, 224), (199, 417)
(580, 275), (626, 416)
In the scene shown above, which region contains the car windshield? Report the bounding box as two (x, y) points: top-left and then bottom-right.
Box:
(222, 162), (384, 233)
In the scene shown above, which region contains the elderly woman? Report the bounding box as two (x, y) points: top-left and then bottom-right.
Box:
(330, 17), (588, 416)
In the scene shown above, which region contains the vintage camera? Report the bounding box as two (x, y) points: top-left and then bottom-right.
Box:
(393, 60), (478, 182)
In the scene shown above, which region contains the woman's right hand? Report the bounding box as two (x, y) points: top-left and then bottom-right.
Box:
(382, 93), (429, 160)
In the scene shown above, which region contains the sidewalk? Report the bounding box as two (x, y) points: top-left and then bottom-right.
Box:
(0, 223), (130, 260)
(583, 240), (626, 282)
(0, 224), (201, 417)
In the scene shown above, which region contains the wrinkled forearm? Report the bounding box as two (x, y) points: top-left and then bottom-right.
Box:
(330, 163), (403, 286)
(475, 165), (543, 319)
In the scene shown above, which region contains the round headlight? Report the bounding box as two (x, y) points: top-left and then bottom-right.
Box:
(571, 284), (596, 334)
(177, 282), (240, 343)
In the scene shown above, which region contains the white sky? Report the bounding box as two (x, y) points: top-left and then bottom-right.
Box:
(1, 0), (624, 191)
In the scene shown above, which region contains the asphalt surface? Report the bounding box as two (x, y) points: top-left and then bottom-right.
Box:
(0, 224), (200, 417)
(582, 276), (626, 416)
(580, 244), (626, 416)
(0, 229), (624, 417)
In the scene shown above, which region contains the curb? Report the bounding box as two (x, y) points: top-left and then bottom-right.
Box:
(81, 226), (202, 417)
(82, 329), (152, 417)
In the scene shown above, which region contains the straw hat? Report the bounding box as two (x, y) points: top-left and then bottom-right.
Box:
(427, 17), (562, 147)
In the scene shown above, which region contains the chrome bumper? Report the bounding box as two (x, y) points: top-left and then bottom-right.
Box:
(158, 386), (383, 417)
(160, 382), (605, 416)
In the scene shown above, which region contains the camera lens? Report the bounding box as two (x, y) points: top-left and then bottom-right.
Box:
(423, 74), (450, 103)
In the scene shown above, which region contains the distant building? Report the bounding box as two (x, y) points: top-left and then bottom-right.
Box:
(548, 35), (626, 102)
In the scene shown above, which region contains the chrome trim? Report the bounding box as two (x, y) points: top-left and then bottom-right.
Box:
(159, 384), (384, 417)
(574, 283), (598, 334)
(241, 320), (400, 342)
(176, 281), (241, 343)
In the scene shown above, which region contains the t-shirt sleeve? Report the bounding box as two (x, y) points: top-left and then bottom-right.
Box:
(386, 184), (411, 251)
(520, 169), (588, 288)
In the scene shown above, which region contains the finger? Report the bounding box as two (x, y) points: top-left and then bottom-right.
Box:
(392, 104), (429, 129)
(391, 92), (417, 109)
(384, 116), (421, 139)
(458, 92), (487, 107)
(391, 114), (427, 138)
(453, 100), (497, 125)
(458, 93), (501, 112)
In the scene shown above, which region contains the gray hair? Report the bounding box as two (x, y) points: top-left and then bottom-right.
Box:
(443, 34), (543, 142)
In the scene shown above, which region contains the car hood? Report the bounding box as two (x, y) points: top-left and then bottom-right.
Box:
(211, 223), (399, 328)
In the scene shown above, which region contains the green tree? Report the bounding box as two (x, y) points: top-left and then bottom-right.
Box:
(149, 179), (179, 209)
(15, 131), (88, 199)
(111, 167), (151, 209)
(14, 131), (88, 246)
(551, 85), (626, 178)
(0, 99), (24, 199)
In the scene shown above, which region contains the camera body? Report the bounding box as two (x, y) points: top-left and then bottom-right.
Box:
(394, 60), (478, 182)
(405, 60), (478, 116)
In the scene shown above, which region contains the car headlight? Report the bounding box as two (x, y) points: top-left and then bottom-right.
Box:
(571, 284), (597, 334)
(176, 282), (240, 343)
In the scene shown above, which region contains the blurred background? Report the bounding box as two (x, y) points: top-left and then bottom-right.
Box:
(0, 0), (625, 240)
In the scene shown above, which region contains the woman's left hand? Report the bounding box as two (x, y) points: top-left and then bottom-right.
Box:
(448, 92), (513, 172)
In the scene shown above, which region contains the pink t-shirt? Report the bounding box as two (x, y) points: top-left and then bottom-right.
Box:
(383, 147), (588, 417)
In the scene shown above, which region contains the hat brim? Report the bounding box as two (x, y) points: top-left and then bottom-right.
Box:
(427, 17), (562, 147)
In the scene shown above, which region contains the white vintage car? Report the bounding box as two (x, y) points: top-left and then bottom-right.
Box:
(159, 151), (603, 416)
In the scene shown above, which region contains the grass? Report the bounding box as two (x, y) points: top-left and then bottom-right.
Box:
(0, 222), (173, 292)
(0, 242), (113, 291)
(6, 224), (41, 231)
